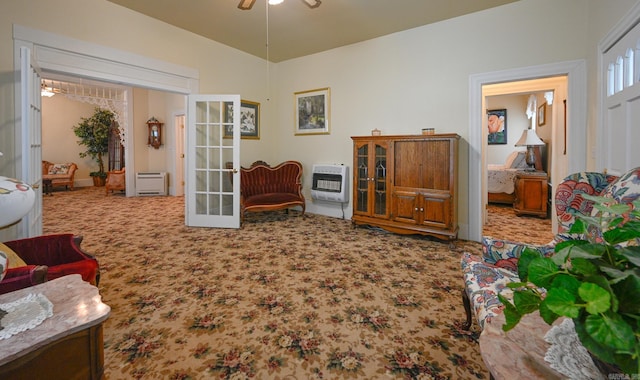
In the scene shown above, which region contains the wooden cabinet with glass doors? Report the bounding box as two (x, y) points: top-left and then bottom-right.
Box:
(351, 134), (459, 242)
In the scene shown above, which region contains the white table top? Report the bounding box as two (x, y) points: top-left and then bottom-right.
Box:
(0, 274), (110, 366)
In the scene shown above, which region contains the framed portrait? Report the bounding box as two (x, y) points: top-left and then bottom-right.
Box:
(487, 109), (507, 145)
(537, 102), (546, 127)
(224, 100), (260, 139)
(294, 87), (330, 135)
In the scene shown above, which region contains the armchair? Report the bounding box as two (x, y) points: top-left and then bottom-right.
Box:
(462, 168), (640, 330)
(2, 234), (100, 290)
(105, 167), (126, 195)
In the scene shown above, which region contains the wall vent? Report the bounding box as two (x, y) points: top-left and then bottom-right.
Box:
(136, 172), (167, 196)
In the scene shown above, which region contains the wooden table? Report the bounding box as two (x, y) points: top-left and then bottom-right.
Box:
(479, 312), (564, 379)
(0, 275), (110, 379)
(513, 170), (548, 217)
(42, 178), (53, 195)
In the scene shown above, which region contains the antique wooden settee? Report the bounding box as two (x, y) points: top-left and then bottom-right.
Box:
(240, 160), (305, 222)
(0, 234), (100, 294)
(42, 160), (77, 191)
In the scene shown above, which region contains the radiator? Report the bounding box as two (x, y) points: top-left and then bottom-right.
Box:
(311, 164), (349, 203)
(136, 172), (167, 196)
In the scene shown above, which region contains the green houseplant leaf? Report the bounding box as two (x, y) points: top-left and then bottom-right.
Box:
(72, 108), (116, 178)
(501, 195), (640, 375)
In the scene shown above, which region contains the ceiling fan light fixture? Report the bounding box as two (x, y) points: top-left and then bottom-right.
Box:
(238, 0), (256, 10)
(269, 0), (284, 5)
(301, 0), (321, 8)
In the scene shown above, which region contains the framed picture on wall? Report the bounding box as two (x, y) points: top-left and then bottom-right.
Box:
(294, 87), (330, 135)
(487, 109), (507, 145)
(537, 102), (546, 126)
(224, 100), (260, 139)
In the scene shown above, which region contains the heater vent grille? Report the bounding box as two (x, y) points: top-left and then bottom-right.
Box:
(311, 164), (348, 203)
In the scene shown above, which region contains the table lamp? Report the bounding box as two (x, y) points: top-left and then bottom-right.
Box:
(515, 129), (545, 171)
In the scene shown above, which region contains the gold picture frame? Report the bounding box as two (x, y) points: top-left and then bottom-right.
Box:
(537, 102), (546, 127)
(294, 87), (330, 135)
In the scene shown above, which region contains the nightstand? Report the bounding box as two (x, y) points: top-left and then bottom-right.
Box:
(513, 171), (548, 217)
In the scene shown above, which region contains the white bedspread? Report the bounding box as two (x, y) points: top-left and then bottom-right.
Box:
(488, 165), (519, 194)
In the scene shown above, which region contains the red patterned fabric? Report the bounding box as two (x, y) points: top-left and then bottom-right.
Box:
(0, 265), (47, 294)
(554, 172), (618, 233)
(3, 234), (99, 285)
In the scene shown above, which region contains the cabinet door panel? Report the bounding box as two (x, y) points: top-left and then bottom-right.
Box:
(423, 140), (452, 190)
(421, 193), (451, 228)
(392, 191), (418, 225)
(394, 141), (421, 188)
(354, 141), (370, 215)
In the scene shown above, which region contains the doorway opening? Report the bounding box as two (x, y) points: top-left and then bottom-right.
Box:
(468, 60), (587, 242)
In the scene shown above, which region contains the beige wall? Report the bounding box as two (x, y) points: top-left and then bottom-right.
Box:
(41, 95), (96, 179)
(2, 0), (639, 240)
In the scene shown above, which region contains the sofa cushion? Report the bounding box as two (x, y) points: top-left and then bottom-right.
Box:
(0, 242), (27, 268)
(48, 163), (71, 175)
(244, 193), (303, 207)
(599, 167), (640, 206)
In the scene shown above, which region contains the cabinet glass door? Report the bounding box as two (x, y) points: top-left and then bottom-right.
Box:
(355, 143), (369, 213)
(373, 143), (387, 216)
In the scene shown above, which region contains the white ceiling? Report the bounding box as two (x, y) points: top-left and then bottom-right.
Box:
(107, 0), (518, 62)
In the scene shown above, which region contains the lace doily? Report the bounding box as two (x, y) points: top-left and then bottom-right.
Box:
(544, 318), (604, 380)
(0, 293), (53, 340)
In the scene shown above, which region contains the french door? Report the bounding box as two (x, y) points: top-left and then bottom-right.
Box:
(600, 14), (640, 175)
(17, 46), (43, 237)
(186, 95), (241, 228)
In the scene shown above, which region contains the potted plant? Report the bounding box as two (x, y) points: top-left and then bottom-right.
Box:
(499, 194), (640, 375)
(72, 108), (115, 187)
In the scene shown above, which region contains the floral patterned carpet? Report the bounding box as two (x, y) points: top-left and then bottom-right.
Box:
(42, 188), (552, 379)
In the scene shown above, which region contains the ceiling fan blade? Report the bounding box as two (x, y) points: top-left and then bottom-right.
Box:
(238, 0), (256, 10)
(301, 0), (321, 9)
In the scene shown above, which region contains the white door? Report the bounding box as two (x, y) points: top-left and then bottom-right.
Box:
(186, 95), (241, 228)
(18, 46), (43, 237)
(600, 18), (640, 175)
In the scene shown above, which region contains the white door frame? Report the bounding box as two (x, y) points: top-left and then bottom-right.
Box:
(12, 24), (199, 198)
(468, 60), (587, 242)
(597, 1), (640, 174)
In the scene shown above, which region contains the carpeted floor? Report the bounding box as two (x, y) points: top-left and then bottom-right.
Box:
(42, 188), (552, 379)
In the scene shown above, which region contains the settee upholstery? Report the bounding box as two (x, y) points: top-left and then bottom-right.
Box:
(1, 234), (100, 293)
(0, 265), (48, 295)
(42, 160), (77, 191)
(461, 167), (640, 330)
(240, 161), (305, 222)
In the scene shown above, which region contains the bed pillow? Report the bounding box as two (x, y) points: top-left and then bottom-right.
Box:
(508, 151), (528, 169)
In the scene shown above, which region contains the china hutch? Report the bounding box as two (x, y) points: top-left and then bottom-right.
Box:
(351, 134), (459, 242)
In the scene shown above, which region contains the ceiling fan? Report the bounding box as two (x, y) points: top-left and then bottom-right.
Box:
(238, 0), (321, 10)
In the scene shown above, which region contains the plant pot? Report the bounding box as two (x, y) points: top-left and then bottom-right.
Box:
(92, 176), (106, 187)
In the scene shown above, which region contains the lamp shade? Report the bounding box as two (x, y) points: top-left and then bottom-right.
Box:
(0, 176), (36, 228)
(515, 129), (545, 147)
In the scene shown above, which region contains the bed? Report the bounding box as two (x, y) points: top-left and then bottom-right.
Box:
(487, 149), (541, 204)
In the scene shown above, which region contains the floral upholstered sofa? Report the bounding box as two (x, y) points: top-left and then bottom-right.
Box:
(461, 167), (640, 330)
(42, 160), (77, 191)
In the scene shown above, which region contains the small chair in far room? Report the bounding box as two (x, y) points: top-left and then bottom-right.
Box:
(105, 167), (126, 195)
